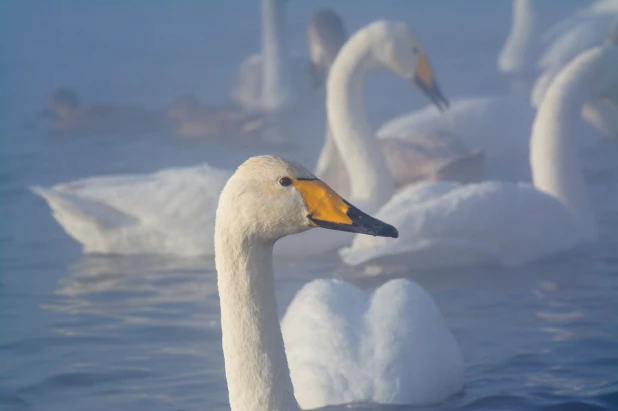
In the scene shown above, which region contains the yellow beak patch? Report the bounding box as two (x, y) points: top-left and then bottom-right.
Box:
(292, 178), (353, 226)
(415, 53), (435, 88)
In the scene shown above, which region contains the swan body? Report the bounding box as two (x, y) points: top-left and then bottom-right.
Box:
(42, 88), (171, 135)
(215, 155), (461, 410)
(340, 181), (591, 268)
(32, 164), (231, 256)
(377, 96), (533, 181)
(282, 278), (463, 408)
(340, 45), (616, 268)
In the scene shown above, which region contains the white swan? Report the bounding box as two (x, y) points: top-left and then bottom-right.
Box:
(339, 43), (617, 268)
(30, 20), (459, 257)
(309, 10), (484, 197)
(232, 0), (311, 113)
(215, 155), (462, 410)
(531, 1), (618, 107)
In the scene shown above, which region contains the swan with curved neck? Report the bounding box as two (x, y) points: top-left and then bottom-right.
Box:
(215, 155), (462, 410)
(326, 21), (449, 211)
(310, 12), (484, 197)
(341, 44), (616, 268)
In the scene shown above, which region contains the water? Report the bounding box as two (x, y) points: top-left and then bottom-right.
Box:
(1, 1), (617, 410)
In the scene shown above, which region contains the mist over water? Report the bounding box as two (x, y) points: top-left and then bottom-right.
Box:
(1, 1), (617, 410)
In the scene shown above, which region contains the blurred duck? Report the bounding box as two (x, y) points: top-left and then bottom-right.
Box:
(308, 9), (484, 197)
(214, 155), (462, 410)
(340, 42), (616, 268)
(42, 88), (171, 135)
(32, 21), (466, 258)
(167, 94), (268, 139)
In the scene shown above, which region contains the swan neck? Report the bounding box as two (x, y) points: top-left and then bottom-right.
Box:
(530, 51), (596, 231)
(215, 223), (299, 411)
(498, 0), (538, 75)
(327, 34), (395, 210)
(261, 0), (294, 111)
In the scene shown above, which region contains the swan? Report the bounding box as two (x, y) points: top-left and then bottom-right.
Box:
(41, 88), (172, 135)
(167, 93), (269, 139)
(231, 0), (311, 113)
(340, 43), (617, 268)
(31, 20), (461, 257)
(309, 10), (485, 197)
(215, 155), (463, 410)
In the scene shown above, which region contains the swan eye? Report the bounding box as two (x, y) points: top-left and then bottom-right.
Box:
(279, 177), (293, 187)
(412, 46), (419, 55)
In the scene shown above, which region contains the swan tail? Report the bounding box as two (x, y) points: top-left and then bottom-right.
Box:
(31, 186), (138, 250)
(433, 150), (485, 184)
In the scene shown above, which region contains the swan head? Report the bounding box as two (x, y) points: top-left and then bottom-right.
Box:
(168, 94), (200, 120)
(44, 88), (80, 119)
(217, 155), (399, 242)
(307, 9), (348, 88)
(367, 21), (449, 111)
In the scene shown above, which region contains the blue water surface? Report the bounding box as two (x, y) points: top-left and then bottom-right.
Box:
(1, 1), (617, 410)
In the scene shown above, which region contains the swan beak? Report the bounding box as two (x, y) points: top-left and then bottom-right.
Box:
(294, 178), (399, 238)
(412, 53), (450, 111)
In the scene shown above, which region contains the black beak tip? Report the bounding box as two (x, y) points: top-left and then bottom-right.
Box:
(377, 223), (399, 239)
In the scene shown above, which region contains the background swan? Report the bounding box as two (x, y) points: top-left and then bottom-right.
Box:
(340, 43), (617, 268)
(309, 10), (484, 197)
(215, 155), (462, 410)
(32, 164), (231, 256)
(231, 0), (310, 113)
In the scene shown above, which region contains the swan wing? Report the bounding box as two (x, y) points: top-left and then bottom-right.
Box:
(32, 164), (231, 255)
(340, 182), (592, 268)
(377, 97), (534, 181)
(282, 278), (463, 409)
